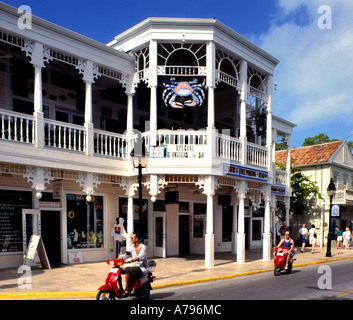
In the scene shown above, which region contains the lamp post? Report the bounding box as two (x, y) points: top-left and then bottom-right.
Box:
(326, 177), (336, 257)
(131, 132), (147, 236)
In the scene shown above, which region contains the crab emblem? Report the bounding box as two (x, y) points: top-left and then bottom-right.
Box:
(162, 77), (206, 108)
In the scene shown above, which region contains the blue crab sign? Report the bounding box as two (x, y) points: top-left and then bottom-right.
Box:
(162, 77), (206, 108)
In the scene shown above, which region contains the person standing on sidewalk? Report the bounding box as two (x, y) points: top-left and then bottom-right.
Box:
(343, 227), (352, 249)
(308, 224), (317, 254)
(296, 224), (308, 253)
(336, 227), (343, 249)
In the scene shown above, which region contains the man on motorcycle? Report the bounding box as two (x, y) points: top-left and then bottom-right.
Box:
(118, 233), (148, 297)
(274, 231), (294, 269)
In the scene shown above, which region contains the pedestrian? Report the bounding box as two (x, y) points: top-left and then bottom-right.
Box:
(336, 227), (343, 249)
(279, 221), (290, 240)
(342, 227), (352, 249)
(296, 224), (308, 253)
(308, 224), (317, 254)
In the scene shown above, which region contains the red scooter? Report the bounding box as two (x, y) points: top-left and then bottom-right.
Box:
(96, 258), (156, 300)
(273, 247), (295, 276)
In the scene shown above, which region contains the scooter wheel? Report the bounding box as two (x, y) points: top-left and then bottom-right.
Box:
(137, 287), (150, 301)
(96, 290), (115, 300)
(286, 265), (292, 274)
(274, 266), (281, 276)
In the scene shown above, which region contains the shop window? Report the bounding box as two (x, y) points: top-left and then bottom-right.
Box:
(222, 205), (233, 242)
(0, 190), (32, 253)
(66, 194), (104, 249)
(193, 202), (206, 238)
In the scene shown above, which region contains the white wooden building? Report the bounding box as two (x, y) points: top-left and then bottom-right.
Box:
(0, 3), (295, 268)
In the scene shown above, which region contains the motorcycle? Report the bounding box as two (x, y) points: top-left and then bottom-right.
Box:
(96, 258), (156, 300)
(273, 247), (296, 276)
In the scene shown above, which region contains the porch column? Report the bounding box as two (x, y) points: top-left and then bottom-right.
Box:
(204, 176), (215, 268)
(266, 75), (273, 174)
(126, 180), (136, 249)
(206, 41), (216, 128)
(231, 191), (238, 254)
(126, 92), (134, 135)
(239, 60), (247, 165)
(263, 185), (272, 260)
(30, 42), (45, 149)
(149, 40), (158, 145)
(237, 180), (247, 263)
(82, 60), (96, 156)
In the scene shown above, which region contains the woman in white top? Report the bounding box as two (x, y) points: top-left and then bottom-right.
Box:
(296, 224), (308, 253)
(343, 228), (352, 249)
(308, 225), (317, 254)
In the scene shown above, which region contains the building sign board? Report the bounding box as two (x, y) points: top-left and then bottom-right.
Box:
(222, 163), (268, 182)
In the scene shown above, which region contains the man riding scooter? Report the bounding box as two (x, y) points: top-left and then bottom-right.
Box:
(118, 233), (149, 297)
(274, 231), (294, 270)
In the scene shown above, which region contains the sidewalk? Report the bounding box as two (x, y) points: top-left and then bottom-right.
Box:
(1, 245), (353, 299)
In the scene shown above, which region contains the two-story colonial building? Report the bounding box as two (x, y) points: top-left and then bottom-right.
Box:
(276, 140), (353, 247)
(0, 2), (295, 268)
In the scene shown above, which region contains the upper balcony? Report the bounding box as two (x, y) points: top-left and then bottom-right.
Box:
(0, 108), (273, 178)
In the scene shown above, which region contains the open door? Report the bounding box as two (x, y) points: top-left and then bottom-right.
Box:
(154, 213), (166, 257)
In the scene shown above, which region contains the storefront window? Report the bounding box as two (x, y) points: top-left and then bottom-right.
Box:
(0, 190), (32, 253)
(66, 194), (104, 249)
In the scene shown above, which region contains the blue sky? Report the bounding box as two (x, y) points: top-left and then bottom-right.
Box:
(2, 0), (353, 148)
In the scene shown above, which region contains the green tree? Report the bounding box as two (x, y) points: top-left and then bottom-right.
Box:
(302, 133), (338, 146)
(276, 160), (322, 215)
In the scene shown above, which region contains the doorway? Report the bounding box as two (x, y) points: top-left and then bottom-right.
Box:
(179, 215), (190, 255)
(41, 211), (61, 265)
(154, 213), (166, 257)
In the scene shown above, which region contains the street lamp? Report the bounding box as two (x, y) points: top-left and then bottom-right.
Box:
(326, 177), (336, 257)
(131, 132), (147, 236)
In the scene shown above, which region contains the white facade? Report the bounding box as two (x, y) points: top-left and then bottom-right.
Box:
(0, 3), (295, 268)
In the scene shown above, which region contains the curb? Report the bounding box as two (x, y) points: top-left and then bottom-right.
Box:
(2, 255), (353, 300)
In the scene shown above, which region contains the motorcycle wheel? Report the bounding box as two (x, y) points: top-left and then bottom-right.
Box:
(137, 287), (150, 301)
(274, 266), (281, 276)
(96, 290), (115, 300)
(286, 265), (292, 274)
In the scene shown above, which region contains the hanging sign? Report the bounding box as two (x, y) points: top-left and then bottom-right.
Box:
(331, 204), (340, 218)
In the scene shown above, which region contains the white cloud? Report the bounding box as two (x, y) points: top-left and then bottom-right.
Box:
(255, 1), (353, 142)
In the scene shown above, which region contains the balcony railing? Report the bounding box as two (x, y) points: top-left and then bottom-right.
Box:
(334, 189), (353, 204)
(0, 109), (35, 144)
(0, 109), (271, 171)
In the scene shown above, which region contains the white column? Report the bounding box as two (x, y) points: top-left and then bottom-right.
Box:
(204, 176), (215, 268)
(231, 191), (238, 254)
(239, 60), (247, 165)
(126, 92), (134, 135)
(206, 41), (216, 128)
(149, 40), (158, 145)
(84, 80), (94, 156)
(266, 75), (273, 173)
(33, 64), (44, 148)
(126, 180), (135, 249)
(263, 185), (272, 261)
(237, 181), (246, 263)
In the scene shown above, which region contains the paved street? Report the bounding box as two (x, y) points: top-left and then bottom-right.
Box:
(0, 244), (352, 300)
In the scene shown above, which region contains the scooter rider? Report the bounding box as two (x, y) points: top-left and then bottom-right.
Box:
(274, 231), (294, 269)
(118, 233), (149, 297)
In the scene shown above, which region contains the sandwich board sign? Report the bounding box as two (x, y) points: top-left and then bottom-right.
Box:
(24, 235), (51, 269)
